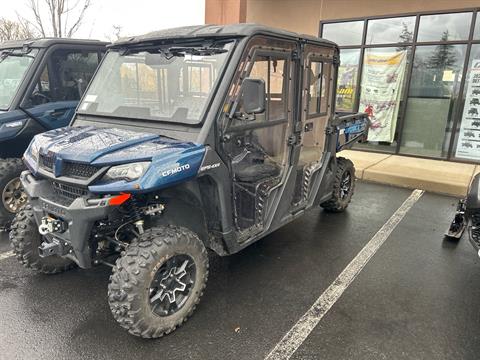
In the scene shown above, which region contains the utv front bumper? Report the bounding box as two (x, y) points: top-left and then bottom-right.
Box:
(21, 171), (116, 268)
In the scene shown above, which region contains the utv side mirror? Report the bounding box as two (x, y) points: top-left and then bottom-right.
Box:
(241, 77), (266, 114)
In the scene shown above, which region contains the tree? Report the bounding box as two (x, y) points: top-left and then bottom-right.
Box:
(106, 24), (123, 42)
(396, 22), (413, 51)
(426, 30), (459, 96)
(21, 0), (93, 38)
(0, 18), (38, 41)
(427, 30), (458, 70)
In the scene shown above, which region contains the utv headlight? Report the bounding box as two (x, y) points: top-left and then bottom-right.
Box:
(104, 162), (151, 182)
(4, 120), (25, 129)
(27, 139), (40, 162)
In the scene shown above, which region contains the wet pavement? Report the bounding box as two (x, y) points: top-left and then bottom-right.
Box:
(0, 182), (479, 360)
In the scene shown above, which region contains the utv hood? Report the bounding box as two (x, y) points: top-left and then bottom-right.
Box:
(25, 126), (206, 193)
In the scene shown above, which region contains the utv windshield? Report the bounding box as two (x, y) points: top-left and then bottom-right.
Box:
(78, 41), (234, 124)
(0, 49), (38, 110)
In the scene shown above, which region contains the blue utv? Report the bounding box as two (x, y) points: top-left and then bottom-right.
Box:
(10, 24), (369, 338)
(0, 38), (106, 228)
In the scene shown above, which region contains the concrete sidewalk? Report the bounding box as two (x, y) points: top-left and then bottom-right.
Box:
(341, 150), (478, 198)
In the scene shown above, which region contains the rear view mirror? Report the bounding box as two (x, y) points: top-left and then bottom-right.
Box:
(145, 52), (175, 67)
(241, 78), (266, 114)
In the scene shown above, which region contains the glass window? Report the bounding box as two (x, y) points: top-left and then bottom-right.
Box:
(322, 21), (364, 46)
(454, 44), (480, 160)
(417, 12), (473, 42)
(336, 49), (361, 112)
(78, 42), (233, 124)
(0, 49), (38, 110)
(308, 61), (329, 115)
(184, 65), (212, 94)
(400, 44), (467, 158)
(366, 16), (415, 45)
(355, 47), (410, 153)
(474, 15), (480, 40)
(246, 56), (287, 122)
(26, 50), (100, 107)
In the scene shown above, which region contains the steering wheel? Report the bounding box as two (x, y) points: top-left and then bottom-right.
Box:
(31, 90), (52, 104)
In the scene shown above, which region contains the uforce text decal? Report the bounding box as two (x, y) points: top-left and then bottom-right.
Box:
(199, 163), (220, 172)
(161, 164), (191, 177)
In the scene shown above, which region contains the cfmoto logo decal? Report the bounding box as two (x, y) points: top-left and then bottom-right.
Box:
(162, 164), (190, 177)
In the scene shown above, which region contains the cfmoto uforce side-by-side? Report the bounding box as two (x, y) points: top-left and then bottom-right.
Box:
(10, 24), (369, 338)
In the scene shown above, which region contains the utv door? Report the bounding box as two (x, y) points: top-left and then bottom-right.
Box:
(291, 44), (335, 209)
(20, 47), (103, 130)
(220, 37), (296, 239)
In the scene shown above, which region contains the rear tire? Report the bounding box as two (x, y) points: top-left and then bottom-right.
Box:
(0, 158), (27, 228)
(9, 206), (76, 274)
(108, 225), (209, 338)
(321, 157), (355, 213)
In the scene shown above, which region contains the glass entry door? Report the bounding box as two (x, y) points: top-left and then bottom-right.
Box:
(400, 44), (467, 158)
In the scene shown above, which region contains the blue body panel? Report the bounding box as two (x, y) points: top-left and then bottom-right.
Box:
(25, 126), (206, 194)
(0, 101), (78, 153)
(0, 110), (28, 141)
(26, 101), (77, 129)
(336, 116), (369, 152)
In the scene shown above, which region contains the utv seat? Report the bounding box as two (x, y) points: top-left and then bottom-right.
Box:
(234, 162), (280, 183)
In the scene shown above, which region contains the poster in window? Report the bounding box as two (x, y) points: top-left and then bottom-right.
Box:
(359, 51), (407, 142)
(336, 51), (359, 112)
(455, 59), (480, 160)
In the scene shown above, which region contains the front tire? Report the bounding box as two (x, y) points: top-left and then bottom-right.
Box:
(108, 225), (209, 338)
(0, 158), (27, 228)
(321, 157), (355, 213)
(10, 206), (76, 274)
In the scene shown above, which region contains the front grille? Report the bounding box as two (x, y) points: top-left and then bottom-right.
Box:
(63, 162), (99, 179)
(40, 154), (54, 171)
(52, 181), (88, 202)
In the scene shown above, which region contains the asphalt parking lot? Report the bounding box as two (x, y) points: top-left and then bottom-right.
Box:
(1, 182), (479, 360)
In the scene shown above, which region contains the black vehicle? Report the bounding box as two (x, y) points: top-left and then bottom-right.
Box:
(470, 98), (480, 106)
(0, 38), (107, 228)
(10, 24), (369, 338)
(464, 131), (475, 137)
(472, 121), (480, 127)
(462, 142), (473, 148)
(473, 89), (480, 96)
(446, 174), (480, 258)
(469, 108), (479, 117)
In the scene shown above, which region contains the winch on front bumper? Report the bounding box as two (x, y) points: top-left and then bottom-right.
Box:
(21, 171), (118, 268)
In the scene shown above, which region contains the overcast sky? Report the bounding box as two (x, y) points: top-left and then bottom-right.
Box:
(0, 0), (205, 41)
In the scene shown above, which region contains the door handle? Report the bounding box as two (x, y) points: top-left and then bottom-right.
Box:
(48, 108), (69, 118)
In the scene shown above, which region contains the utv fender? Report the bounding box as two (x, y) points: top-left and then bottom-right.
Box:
(197, 147), (234, 235)
(0, 117), (46, 158)
(312, 154), (336, 206)
(148, 182), (209, 244)
(466, 173), (480, 211)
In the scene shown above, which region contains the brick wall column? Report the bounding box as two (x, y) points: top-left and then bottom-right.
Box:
(205, 0), (247, 25)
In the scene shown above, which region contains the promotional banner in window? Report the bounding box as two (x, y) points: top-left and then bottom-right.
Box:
(336, 50), (360, 112)
(359, 51), (407, 142)
(455, 59), (480, 160)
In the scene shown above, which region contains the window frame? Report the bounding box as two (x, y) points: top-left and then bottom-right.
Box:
(306, 57), (332, 118)
(224, 47), (292, 133)
(21, 44), (104, 109)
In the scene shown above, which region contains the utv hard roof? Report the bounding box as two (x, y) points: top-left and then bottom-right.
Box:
(111, 23), (337, 49)
(0, 38), (108, 50)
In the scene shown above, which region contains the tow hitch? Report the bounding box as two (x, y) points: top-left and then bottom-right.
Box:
(37, 216), (70, 257)
(38, 216), (66, 235)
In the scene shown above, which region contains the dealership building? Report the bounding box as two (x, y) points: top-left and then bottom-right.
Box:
(206, 0), (480, 164)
